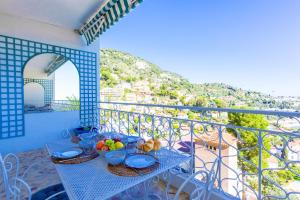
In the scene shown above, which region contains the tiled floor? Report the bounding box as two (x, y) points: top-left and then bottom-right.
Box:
(1, 148), (189, 200)
(0, 148), (61, 199)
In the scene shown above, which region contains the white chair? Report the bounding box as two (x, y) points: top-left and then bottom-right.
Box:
(0, 153), (32, 200)
(173, 158), (220, 200)
(0, 153), (67, 200)
(127, 158), (221, 200)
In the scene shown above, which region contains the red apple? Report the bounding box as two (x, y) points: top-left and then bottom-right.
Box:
(96, 140), (105, 150)
(101, 145), (109, 151)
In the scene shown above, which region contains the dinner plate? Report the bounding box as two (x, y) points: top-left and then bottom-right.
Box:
(125, 154), (156, 169)
(52, 148), (83, 159)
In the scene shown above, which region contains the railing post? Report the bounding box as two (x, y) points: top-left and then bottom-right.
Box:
(138, 114), (141, 137)
(168, 118), (172, 150)
(190, 121), (195, 174)
(118, 111), (120, 133)
(218, 126), (222, 190)
(110, 111), (113, 132)
(151, 115), (155, 138)
(127, 113), (130, 136)
(258, 130), (262, 200)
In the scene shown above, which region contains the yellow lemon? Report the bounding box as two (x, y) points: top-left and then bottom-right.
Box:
(115, 142), (124, 149)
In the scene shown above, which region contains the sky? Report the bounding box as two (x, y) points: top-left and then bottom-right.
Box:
(55, 61), (79, 100)
(100, 0), (300, 97)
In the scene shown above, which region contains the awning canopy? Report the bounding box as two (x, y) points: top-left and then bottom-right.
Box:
(79, 0), (143, 45)
(45, 55), (67, 76)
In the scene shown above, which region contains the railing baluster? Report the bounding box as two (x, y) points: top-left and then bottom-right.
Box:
(110, 110), (113, 132)
(118, 111), (120, 133)
(258, 130), (262, 200)
(127, 112), (130, 136)
(151, 115), (155, 138)
(168, 118), (172, 150)
(218, 126), (222, 191)
(190, 121), (195, 174)
(138, 114), (141, 137)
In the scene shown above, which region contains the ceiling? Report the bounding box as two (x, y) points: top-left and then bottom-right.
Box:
(0, 0), (105, 29)
(24, 53), (57, 79)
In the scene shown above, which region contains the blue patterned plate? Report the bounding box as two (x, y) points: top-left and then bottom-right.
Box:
(125, 154), (156, 169)
(52, 148), (83, 159)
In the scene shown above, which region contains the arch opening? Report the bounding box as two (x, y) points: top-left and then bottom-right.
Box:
(23, 53), (80, 113)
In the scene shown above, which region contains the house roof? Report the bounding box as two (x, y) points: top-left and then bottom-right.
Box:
(195, 131), (237, 150)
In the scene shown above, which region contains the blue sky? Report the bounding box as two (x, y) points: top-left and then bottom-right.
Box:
(55, 61), (79, 99)
(100, 0), (300, 97)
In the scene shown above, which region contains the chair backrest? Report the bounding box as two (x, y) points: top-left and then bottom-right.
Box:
(0, 153), (11, 200)
(0, 153), (32, 200)
(61, 128), (71, 139)
(206, 157), (220, 192)
(174, 158), (220, 200)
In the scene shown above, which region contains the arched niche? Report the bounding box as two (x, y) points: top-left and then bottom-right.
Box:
(23, 53), (79, 113)
(24, 82), (44, 107)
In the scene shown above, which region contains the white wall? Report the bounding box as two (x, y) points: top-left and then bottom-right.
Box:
(0, 14), (100, 153)
(24, 82), (44, 106)
(0, 111), (80, 154)
(0, 13), (100, 51)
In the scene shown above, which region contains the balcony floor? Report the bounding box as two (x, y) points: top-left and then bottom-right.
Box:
(1, 148), (189, 200)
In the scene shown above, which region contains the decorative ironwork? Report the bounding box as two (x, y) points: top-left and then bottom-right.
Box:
(99, 101), (300, 200)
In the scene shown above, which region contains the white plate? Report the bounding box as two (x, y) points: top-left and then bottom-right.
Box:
(125, 154), (156, 169)
(52, 149), (83, 159)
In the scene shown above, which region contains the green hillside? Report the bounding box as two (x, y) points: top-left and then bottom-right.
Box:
(100, 48), (296, 110)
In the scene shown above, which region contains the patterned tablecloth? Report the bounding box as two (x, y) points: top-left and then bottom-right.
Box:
(46, 140), (191, 200)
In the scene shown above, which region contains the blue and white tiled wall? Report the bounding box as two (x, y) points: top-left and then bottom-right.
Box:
(0, 35), (98, 139)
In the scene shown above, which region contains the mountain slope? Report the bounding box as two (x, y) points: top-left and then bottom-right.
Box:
(100, 49), (296, 110)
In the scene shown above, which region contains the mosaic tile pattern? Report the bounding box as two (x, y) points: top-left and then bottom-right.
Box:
(24, 78), (54, 104)
(0, 35), (98, 139)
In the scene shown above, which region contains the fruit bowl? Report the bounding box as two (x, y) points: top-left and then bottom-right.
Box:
(105, 150), (126, 165)
(96, 138), (125, 157)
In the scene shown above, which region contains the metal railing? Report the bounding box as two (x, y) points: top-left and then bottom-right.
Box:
(98, 101), (300, 200)
(51, 100), (80, 112)
(24, 100), (80, 113)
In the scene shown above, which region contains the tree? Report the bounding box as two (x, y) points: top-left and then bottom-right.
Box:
(100, 68), (117, 87)
(187, 111), (198, 120)
(66, 95), (80, 111)
(228, 108), (270, 199)
(213, 98), (226, 108)
(188, 96), (208, 107)
(179, 96), (186, 105)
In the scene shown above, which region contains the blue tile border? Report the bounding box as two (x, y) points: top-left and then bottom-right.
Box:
(0, 35), (98, 139)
